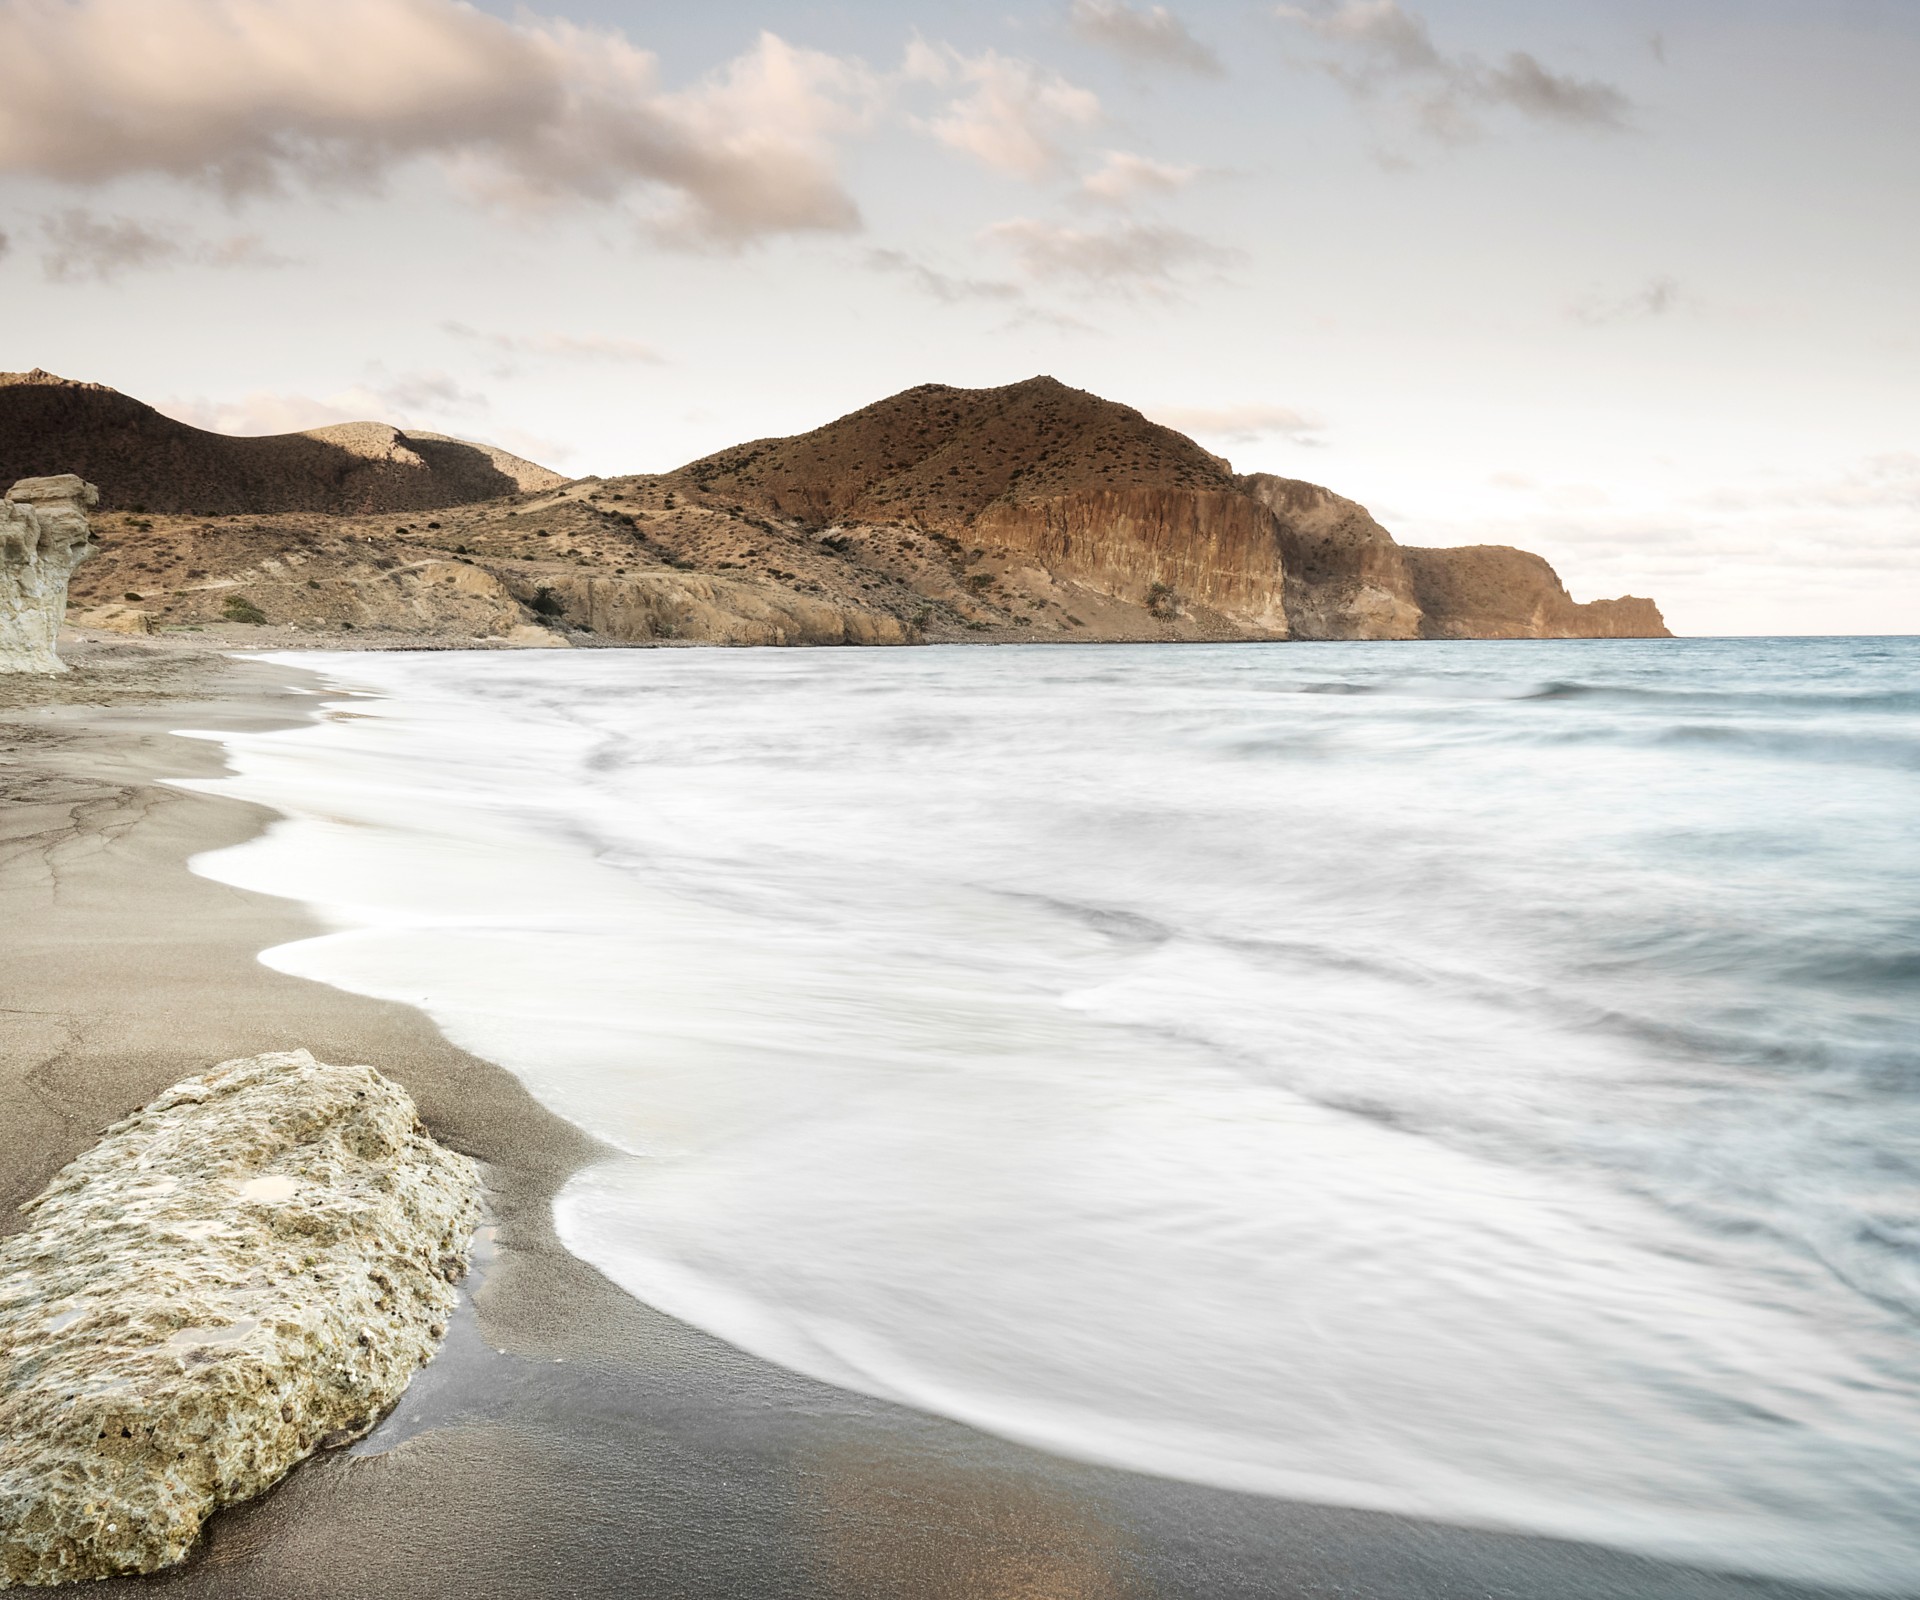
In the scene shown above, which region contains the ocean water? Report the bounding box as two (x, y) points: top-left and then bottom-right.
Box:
(182, 638), (1920, 1592)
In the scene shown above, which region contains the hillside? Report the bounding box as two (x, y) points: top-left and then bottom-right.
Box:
(667, 377), (1666, 641)
(0, 370), (563, 516)
(29, 371), (1666, 650)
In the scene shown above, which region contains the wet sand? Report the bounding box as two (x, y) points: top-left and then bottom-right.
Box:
(0, 640), (1867, 1600)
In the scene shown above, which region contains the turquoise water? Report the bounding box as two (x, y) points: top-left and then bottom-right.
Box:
(187, 638), (1920, 1592)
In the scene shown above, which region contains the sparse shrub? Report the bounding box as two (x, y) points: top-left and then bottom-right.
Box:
(222, 594), (267, 625)
(122, 592), (142, 602)
(531, 587), (566, 618)
(1146, 582), (1180, 620)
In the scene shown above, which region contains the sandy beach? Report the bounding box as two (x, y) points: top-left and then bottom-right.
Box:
(0, 640), (1867, 1600)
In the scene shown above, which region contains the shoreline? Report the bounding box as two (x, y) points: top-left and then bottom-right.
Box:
(0, 640), (1869, 1600)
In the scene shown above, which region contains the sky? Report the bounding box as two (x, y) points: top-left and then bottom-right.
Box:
(0, 0), (1915, 635)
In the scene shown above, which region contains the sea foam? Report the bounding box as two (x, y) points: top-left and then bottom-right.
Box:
(180, 639), (1920, 1591)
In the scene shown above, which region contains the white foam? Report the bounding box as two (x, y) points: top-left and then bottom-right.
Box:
(178, 642), (1920, 1592)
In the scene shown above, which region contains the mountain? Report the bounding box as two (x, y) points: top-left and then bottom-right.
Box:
(30, 370), (1666, 648)
(0, 370), (563, 516)
(673, 376), (1667, 641)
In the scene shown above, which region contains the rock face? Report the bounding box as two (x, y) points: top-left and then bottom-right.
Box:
(1404, 545), (1670, 639)
(0, 1050), (482, 1588)
(677, 376), (1292, 633)
(521, 569), (912, 646)
(32, 367), (1671, 646)
(671, 378), (1668, 641)
(0, 370), (563, 516)
(1238, 474), (1422, 641)
(1, 475), (98, 674)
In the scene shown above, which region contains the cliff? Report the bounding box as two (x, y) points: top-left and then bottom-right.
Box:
(672, 376), (1290, 634)
(1237, 474), (1421, 640)
(670, 377), (1667, 641)
(1404, 545), (1669, 639)
(28, 369), (1667, 649)
(0, 371), (563, 516)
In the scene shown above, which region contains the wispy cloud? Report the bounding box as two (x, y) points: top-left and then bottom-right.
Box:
(1080, 150), (1201, 206)
(1068, 1), (1223, 77)
(865, 249), (1023, 304)
(1145, 402), (1324, 443)
(36, 208), (291, 282)
(0, 1), (876, 247)
(985, 217), (1235, 295)
(158, 369), (486, 435)
(443, 323), (666, 364)
(157, 380), (575, 465)
(1275, 1), (1630, 142)
(906, 41), (1101, 179)
(1568, 275), (1686, 326)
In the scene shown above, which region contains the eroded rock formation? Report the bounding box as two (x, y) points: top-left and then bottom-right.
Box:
(1404, 545), (1669, 639)
(1239, 474), (1421, 640)
(1, 475), (98, 673)
(0, 1050), (481, 1587)
(39, 369), (1671, 646)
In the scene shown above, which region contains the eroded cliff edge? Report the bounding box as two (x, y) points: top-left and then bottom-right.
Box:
(25, 369), (1668, 647)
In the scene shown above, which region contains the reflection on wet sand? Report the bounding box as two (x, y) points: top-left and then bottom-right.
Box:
(806, 1441), (1136, 1600)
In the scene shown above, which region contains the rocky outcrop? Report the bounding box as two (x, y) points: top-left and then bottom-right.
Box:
(1, 475), (98, 673)
(518, 570), (913, 645)
(1404, 546), (1670, 639)
(1239, 474), (1421, 640)
(974, 488), (1288, 634)
(0, 370), (562, 515)
(670, 379), (1667, 642)
(0, 1050), (481, 1588)
(27, 367), (1673, 646)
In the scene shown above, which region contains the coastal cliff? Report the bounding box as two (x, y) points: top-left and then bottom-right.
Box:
(26, 369), (1667, 647)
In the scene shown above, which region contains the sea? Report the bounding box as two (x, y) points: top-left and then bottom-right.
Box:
(180, 637), (1920, 1593)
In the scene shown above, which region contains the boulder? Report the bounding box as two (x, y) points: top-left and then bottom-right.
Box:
(1, 475), (98, 673)
(0, 1051), (482, 1587)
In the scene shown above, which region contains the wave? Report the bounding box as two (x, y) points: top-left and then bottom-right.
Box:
(177, 637), (1920, 1594)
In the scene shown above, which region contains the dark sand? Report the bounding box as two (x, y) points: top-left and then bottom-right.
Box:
(0, 640), (1871, 1600)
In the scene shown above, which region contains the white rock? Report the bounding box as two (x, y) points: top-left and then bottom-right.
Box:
(0, 1051), (482, 1587)
(0, 475), (98, 674)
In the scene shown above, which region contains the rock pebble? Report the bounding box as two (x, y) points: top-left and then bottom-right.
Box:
(0, 1051), (482, 1587)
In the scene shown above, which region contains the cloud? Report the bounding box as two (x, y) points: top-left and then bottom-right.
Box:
(158, 383), (577, 465)
(39, 210), (179, 282)
(1080, 150), (1200, 205)
(1275, 2), (1629, 140)
(1569, 275), (1685, 325)
(1068, 1), (1223, 76)
(36, 209), (298, 282)
(906, 42), (1101, 178)
(367, 369), (490, 417)
(0, 1), (873, 246)
(158, 391), (366, 436)
(443, 323), (666, 364)
(158, 370), (486, 435)
(1145, 403), (1324, 442)
(985, 218), (1235, 294)
(865, 249), (1023, 304)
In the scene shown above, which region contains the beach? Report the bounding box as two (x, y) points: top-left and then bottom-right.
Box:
(0, 638), (1884, 1600)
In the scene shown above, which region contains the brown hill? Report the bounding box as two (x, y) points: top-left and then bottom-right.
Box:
(670, 377), (1667, 641)
(0, 370), (563, 516)
(37, 369), (1668, 652)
